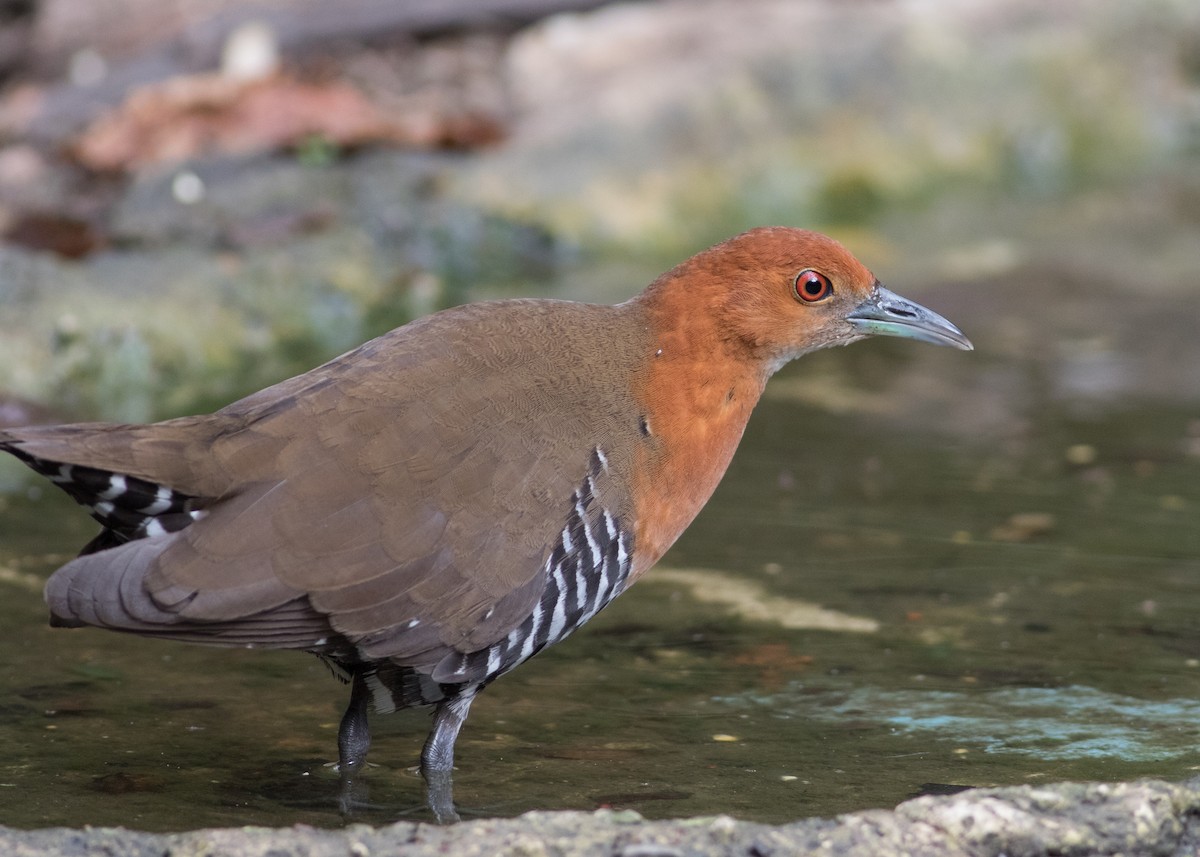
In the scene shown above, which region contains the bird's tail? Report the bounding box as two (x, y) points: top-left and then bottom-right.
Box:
(0, 422), (214, 553)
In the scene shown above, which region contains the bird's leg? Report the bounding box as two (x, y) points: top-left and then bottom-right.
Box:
(337, 671), (371, 814)
(421, 686), (479, 824)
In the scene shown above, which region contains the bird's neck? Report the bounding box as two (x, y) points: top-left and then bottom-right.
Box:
(624, 282), (771, 579)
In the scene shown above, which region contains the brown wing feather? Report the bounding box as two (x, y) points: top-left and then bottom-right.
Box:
(20, 298), (648, 668)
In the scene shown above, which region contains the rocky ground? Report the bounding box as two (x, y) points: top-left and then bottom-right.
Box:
(4, 778), (1200, 856)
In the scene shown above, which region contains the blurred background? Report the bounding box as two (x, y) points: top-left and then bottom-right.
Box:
(1, 0), (1200, 832)
(0, 0), (1197, 424)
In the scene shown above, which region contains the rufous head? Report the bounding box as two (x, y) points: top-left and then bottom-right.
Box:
(647, 226), (972, 370)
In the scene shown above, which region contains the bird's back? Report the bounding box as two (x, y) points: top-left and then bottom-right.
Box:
(2, 297), (652, 685)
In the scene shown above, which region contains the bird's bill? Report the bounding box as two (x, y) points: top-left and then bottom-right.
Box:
(847, 286), (973, 351)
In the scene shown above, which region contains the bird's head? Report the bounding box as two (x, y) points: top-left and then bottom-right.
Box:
(655, 227), (972, 370)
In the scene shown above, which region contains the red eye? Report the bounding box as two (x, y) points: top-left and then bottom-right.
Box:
(794, 269), (833, 303)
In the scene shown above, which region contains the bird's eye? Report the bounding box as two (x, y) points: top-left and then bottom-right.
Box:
(793, 270), (833, 303)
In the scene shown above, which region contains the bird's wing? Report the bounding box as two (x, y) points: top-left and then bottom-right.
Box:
(22, 300), (646, 671)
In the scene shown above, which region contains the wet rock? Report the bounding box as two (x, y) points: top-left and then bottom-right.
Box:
(2, 778), (1200, 856)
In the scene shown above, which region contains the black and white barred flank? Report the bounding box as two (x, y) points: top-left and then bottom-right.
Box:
(363, 446), (632, 713)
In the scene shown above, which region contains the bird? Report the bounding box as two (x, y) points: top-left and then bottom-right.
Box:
(0, 226), (971, 819)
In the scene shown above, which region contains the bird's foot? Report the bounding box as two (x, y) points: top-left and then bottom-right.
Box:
(337, 772), (371, 817)
(423, 767), (460, 824)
